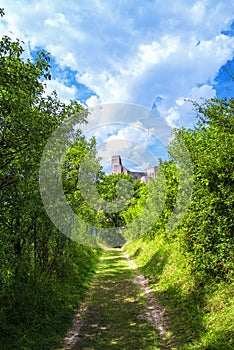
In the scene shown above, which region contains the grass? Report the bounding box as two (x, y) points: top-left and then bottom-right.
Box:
(2, 239), (232, 349)
(124, 235), (234, 350)
(72, 249), (162, 349)
(0, 247), (101, 350)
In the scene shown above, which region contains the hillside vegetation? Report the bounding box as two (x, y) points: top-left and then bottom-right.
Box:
(0, 31), (233, 349)
(0, 35), (102, 349)
(124, 98), (234, 349)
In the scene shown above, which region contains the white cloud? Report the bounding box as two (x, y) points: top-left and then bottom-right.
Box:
(0, 0), (233, 168)
(44, 79), (78, 103)
(164, 84), (217, 128)
(97, 138), (158, 172)
(190, 84), (217, 101)
(189, 1), (207, 24)
(82, 114), (167, 171)
(86, 95), (101, 108)
(106, 123), (156, 148)
(44, 12), (68, 27)
(139, 35), (180, 64)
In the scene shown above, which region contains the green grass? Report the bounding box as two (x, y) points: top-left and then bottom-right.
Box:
(0, 247), (101, 350)
(2, 240), (232, 350)
(124, 236), (234, 350)
(72, 249), (162, 349)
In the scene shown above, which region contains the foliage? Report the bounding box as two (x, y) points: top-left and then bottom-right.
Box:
(62, 132), (102, 234)
(0, 243), (101, 350)
(122, 160), (178, 241)
(0, 15), (233, 348)
(123, 97), (234, 282)
(0, 34), (88, 283)
(96, 173), (140, 228)
(0, 35), (101, 349)
(124, 236), (234, 350)
(123, 97), (234, 349)
(175, 98), (234, 280)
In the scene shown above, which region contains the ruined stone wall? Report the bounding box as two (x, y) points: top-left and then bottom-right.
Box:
(147, 166), (158, 179)
(128, 170), (147, 181)
(111, 155), (156, 182)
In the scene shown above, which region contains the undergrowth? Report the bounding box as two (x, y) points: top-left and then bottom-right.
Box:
(124, 235), (234, 350)
(0, 246), (102, 350)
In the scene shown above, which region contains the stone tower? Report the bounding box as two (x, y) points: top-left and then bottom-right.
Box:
(111, 155), (158, 182)
(111, 155), (123, 174)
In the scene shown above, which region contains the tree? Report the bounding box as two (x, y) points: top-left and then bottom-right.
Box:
(0, 35), (88, 286)
(176, 98), (234, 280)
(0, 34), (102, 350)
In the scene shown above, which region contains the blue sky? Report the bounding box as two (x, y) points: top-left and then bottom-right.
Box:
(1, 0), (233, 172)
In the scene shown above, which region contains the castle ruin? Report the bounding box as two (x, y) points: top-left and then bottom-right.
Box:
(111, 155), (157, 182)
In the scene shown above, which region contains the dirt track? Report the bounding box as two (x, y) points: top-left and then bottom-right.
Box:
(62, 249), (173, 350)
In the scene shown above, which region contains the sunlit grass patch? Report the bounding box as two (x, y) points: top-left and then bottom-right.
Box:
(125, 236), (234, 349)
(73, 249), (162, 349)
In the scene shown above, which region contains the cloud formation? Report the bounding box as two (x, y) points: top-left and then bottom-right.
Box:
(0, 0), (233, 167)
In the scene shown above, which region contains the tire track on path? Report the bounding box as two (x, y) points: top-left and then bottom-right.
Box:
(62, 249), (173, 350)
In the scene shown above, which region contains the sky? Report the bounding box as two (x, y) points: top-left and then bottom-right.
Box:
(0, 0), (233, 172)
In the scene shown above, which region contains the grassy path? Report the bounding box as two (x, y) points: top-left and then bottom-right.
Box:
(66, 249), (163, 350)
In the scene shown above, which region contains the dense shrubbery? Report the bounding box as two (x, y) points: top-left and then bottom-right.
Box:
(0, 36), (101, 349)
(124, 97), (234, 283)
(124, 98), (234, 349)
(174, 98), (234, 281)
(0, 24), (233, 349)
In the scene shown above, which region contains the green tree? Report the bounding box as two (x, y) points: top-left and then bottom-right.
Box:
(122, 97), (233, 281)
(0, 35), (87, 285)
(0, 34), (102, 350)
(176, 98), (234, 280)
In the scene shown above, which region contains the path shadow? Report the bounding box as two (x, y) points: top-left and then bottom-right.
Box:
(139, 250), (207, 348)
(72, 250), (162, 349)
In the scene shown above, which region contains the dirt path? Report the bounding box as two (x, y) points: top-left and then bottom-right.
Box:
(62, 249), (173, 350)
